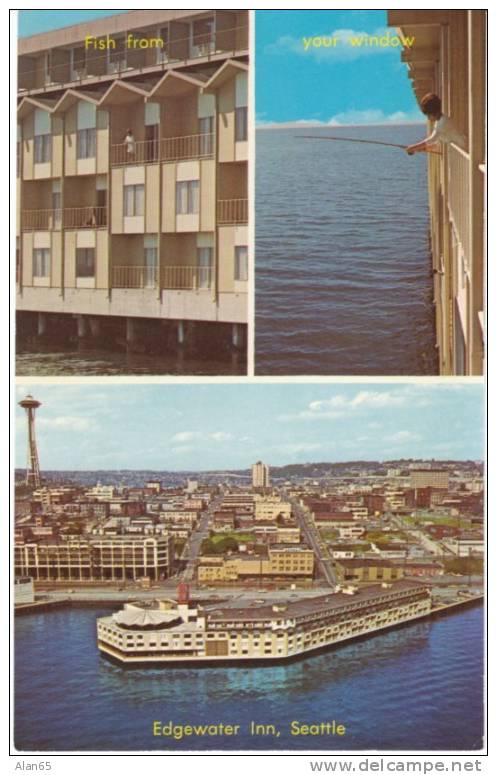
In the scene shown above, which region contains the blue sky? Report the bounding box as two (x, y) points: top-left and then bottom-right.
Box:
(256, 10), (424, 127)
(15, 383), (484, 471)
(18, 10), (128, 38)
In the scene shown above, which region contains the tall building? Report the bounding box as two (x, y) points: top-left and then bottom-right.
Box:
(387, 10), (486, 375)
(410, 468), (450, 490)
(18, 394), (42, 488)
(252, 460), (269, 489)
(16, 11), (249, 361)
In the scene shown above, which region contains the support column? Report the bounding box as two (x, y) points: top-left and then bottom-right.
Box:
(89, 317), (100, 337)
(76, 315), (87, 339)
(37, 313), (47, 336)
(232, 322), (242, 348)
(126, 317), (136, 344)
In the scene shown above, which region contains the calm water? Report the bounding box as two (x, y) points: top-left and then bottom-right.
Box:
(16, 348), (246, 377)
(256, 126), (438, 375)
(14, 605), (483, 752)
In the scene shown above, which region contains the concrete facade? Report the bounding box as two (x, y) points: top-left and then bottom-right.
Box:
(17, 11), (249, 339)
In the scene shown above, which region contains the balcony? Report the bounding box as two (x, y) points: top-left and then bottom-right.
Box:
(21, 206), (107, 230)
(63, 206), (107, 229)
(217, 199), (248, 225)
(447, 143), (471, 261)
(21, 209), (60, 231)
(112, 265), (213, 290)
(110, 133), (214, 167)
(18, 24), (248, 96)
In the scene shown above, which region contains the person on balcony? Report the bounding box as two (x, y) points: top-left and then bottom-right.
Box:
(406, 93), (466, 155)
(124, 129), (136, 159)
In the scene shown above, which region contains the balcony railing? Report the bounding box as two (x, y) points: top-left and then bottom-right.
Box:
(112, 265), (213, 290)
(21, 209), (61, 230)
(217, 199), (248, 225)
(63, 206), (107, 229)
(161, 133), (214, 162)
(447, 143), (471, 262)
(21, 207), (107, 230)
(18, 25), (248, 94)
(110, 133), (214, 166)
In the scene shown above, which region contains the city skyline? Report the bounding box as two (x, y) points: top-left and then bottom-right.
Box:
(15, 383), (484, 471)
(256, 10), (424, 127)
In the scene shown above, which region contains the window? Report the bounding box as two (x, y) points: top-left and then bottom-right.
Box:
(76, 248), (95, 278)
(77, 128), (96, 159)
(235, 106), (248, 142)
(197, 247), (212, 288)
(144, 246), (158, 287)
(176, 180), (199, 215)
(235, 245), (248, 281)
(191, 18), (214, 56)
(33, 248), (50, 277)
(34, 134), (51, 164)
(199, 116), (214, 155)
(124, 184), (145, 217)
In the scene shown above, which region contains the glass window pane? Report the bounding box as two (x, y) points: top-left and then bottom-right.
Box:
(235, 245), (248, 281)
(124, 186), (133, 216)
(135, 185), (145, 216)
(190, 180), (199, 214)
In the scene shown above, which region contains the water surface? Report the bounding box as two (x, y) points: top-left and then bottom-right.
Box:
(255, 125), (438, 375)
(15, 605), (483, 752)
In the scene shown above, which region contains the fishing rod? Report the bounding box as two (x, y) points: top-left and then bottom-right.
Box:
(298, 135), (442, 154)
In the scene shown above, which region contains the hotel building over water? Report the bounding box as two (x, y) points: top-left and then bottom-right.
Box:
(16, 10), (249, 359)
(388, 10), (486, 375)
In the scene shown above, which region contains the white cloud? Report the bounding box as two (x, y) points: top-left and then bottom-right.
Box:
(265, 27), (415, 63)
(37, 416), (94, 432)
(279, 390), (409, 422)
(171, 431), (201, 443)
(171, 430), (233, 444)
(257, 110), (423, 129)
(384, 430), (422, 444)
(210, 432), (233, 442)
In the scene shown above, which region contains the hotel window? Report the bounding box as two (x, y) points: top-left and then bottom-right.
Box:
(33, 248), (50, 278)
(34, 134), (51, 164)
(199, 116), (214, 155)
(52, 186), (62, 228)
(77, 128), (96, 159)
(76, 248), (95, 278)
(176, 180), (199, 215)
(197, 247), (212, 288)
(108, 38), (127, 73)
(235, 107), (248, 142)
(234, 246), (248, 281)
(156, 26), (170, 63)
(124, 184), (145, 217)
(191, 17), (214, 57)
(71, 46), (87, 79)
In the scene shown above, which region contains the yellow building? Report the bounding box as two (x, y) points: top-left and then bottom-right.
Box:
(17, 10), (249, 356)
(335, 559), (405, 584)
(388, 10), (486, 375)
(197, 547), (315, 584)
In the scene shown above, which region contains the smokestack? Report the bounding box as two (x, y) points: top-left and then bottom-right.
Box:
(177, 582), (190, 604)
